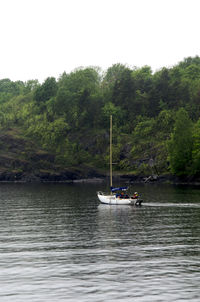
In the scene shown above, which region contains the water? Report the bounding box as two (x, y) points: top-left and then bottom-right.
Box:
(0, 182), (200, 301)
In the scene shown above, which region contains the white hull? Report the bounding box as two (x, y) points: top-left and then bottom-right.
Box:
(97, 192), (142, 206)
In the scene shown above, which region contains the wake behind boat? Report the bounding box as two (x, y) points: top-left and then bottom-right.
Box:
(97, 115), (143, 206)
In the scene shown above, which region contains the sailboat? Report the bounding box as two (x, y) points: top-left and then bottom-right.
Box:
(97, 115), (143, 206)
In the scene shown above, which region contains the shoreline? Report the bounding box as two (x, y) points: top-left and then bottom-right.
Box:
(0, 171), (200, 186)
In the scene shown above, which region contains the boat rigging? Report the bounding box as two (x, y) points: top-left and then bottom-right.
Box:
(97, 115), (143, 206)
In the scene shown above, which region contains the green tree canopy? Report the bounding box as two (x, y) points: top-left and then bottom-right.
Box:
(34, 77), (58, 103)
(168, 108), (193, 175)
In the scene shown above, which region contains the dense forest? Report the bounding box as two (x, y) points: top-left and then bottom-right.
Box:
(1, 56), (200, 181)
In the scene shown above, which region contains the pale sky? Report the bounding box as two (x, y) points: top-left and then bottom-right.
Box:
(0, 0), (200, 82)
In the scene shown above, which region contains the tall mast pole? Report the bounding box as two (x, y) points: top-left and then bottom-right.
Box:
(110, 115), (112, 191)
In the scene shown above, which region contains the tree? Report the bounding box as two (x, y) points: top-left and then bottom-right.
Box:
(24, 80), (40, 93)
(132, 66), (153, 93)
(0, 78), (21, 95)
(34, 77), (58, 103)
(103, 64), (129, 86)
(101, 101), (124, 128)
(191, 119), (200, 175)
(168, 108), (193, 175)
(58, 67), (101, 94)
(57, 67), (102, 129)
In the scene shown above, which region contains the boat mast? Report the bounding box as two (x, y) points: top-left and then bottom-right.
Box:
(110, 115), (112, 191)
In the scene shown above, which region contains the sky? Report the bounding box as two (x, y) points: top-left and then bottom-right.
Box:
(0, 0), (200, 82)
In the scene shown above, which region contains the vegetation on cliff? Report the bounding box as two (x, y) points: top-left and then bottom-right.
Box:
(1, 56), (200, 180)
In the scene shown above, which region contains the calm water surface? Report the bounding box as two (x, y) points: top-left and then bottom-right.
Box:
(0, 182), (200, 301)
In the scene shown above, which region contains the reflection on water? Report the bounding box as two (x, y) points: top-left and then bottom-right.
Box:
(0, 183), (200, 301)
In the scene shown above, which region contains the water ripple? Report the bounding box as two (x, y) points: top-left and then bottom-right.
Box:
(0, 183), (200, 301)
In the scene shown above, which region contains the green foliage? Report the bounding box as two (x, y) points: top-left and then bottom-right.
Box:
(103, 64), (129, 88)
(25, 114), (69, 150)
(24, 80), (40, 94)
(132, 66), (153, 93)
(168, 108), (193, 175)
(1, 57), (200, 177)
(0, 79), (22, 95)
(191, 119), (200, 175)
(34, 77), (58, 103)
(156, 110), (175, 137)
(102, 102), (125, 128)
(58, 67), (100, 94)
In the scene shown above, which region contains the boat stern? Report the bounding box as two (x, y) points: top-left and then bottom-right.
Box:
(131, 198), (143, 206)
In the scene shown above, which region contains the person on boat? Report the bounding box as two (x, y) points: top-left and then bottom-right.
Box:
(120, 192), (124, 198)
(133, 192), (138, 199)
